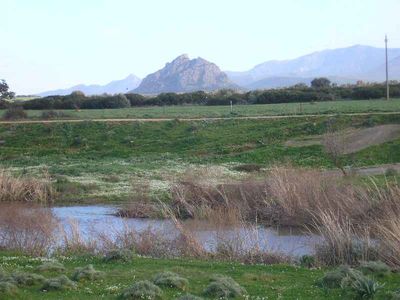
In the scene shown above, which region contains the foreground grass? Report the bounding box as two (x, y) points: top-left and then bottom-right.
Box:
(1, 113), (400, 202)
(1, 99), (400, 120)
(1, 252), (399, 299)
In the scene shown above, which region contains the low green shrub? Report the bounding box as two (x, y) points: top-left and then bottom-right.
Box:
(176, 294), (203, 300)
(120, 280), (162, 300)
(0, 282), (18, 296)
(104, 249), (134, 262)
(299, 255), (316, 268)
(41, 275), (77, 291)
(36, 261), (66, 273)
(203, 275), (246, 298)
(389, 289), (400, 299)
(153, 271), (188, 290)
(72, 264), (103, 281)
(10, 272), (46, 286)
(358, 261), (391, 277)
(2, 106), (27, 120)
(317, 265), (359, 288)
(341, 271), (384, 299)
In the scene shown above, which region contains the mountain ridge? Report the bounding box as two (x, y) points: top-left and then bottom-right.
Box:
(38, 74), (142, 97)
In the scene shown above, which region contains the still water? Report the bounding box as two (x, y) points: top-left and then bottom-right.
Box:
(53, 205), (321, 257)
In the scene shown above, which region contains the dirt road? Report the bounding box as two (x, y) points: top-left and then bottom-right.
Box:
(0, 111), (399, 124)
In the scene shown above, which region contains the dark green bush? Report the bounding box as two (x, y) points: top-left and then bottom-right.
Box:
(2, 106), (28, 120)
(358, 261), (391, 277)
(41, 275), (77, 291)
(0, 282), (18, 296)
(71, 264), (103, 281)
(10, 272), (45, 286)
(153, 271), (188, 290)
(120, 280), (162, 300)
(103, 249), (134, 262)
(203, 275), (246, 298)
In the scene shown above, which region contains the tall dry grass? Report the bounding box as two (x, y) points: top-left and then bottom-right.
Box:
(0, 170), (54, 203)
(0, 203), (58, 256)
(169, 166), (400, 266)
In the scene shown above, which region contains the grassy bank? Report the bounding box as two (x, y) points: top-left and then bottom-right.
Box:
(1, 251), (399, 299)
(1, 99), (400, 120)
(1, 113), (400, 202)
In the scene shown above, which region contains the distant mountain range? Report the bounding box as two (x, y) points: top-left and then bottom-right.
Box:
(38, 45), (400, 96)
(226, 45), (400, 89)
(133, 54), (238, 94)
(39, 74), (141, 97)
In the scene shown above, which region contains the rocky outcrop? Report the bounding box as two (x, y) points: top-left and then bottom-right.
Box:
(133, 54), (238, 94)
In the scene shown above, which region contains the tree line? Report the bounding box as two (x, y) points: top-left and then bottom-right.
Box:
(2, 78), (400, 110)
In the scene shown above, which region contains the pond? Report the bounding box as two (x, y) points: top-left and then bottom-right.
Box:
(53, 205), (321, 257)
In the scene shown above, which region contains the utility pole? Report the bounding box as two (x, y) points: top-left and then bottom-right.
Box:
(385, 35), (390, 100)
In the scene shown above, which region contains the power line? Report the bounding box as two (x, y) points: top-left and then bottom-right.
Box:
(385, 35), (389, 100)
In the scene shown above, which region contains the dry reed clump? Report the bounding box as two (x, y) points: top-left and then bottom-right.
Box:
(0, 170), (54, 203)
(117, 201), (162, 219)
(0, 203), (58, 256)
(120, 280), (162, 300)
(59, 219), (98, 256)
(376, 219), (400, 267)
(203, 275), (246, 299)
(312, 211), (379, 266)
(71, 264), (104, 281)
(153, 271), (188, 290)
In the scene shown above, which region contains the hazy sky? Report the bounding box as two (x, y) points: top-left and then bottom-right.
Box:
(2, 0), (400, 94)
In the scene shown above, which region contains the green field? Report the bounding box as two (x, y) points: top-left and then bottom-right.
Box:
(1, 252), (399, 300)
(1, 113), (400, 202)
(2, 99), (400, 120)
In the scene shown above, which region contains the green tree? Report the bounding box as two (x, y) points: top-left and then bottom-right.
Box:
(311, 77), (331, 89)
(0, 79), (15, 100)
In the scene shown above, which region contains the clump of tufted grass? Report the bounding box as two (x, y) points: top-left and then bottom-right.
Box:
(389, 289), (400, 300)
(10, 272), (46, 286)
(120, 280), (162, 300)
(176, 293), (203, 300)
(71, 264), (103, 282)
(0, 282), (18, 296)
(203, 275), (246, 298)
(316, 265), (359, 289)
(358, 261), (391, 277)
(41, 275), (77, 291)
(153, 271), (188, 290)
(103, 249), (133, 262)
(341, 271), (384, 299)
(36, 261), (66, 273)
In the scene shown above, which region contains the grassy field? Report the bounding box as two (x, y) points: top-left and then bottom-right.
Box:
(1, 113), (400, 202)
(1, 252), (399, 299)
(1, 99), (400, 120)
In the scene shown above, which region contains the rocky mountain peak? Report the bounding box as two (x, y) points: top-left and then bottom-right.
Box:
(133, 54), (238, 94)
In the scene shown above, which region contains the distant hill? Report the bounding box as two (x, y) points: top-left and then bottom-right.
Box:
(133, 54), (238, 94)
(226, 45), (400, 89)
(39, 74), (141, 97)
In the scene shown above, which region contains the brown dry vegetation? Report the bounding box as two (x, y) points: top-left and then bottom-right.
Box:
(0, 203), (58, 256)
(0, 170), (54, 203)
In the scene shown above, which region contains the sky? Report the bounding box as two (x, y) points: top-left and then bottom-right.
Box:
(1, 0), (400, 95)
